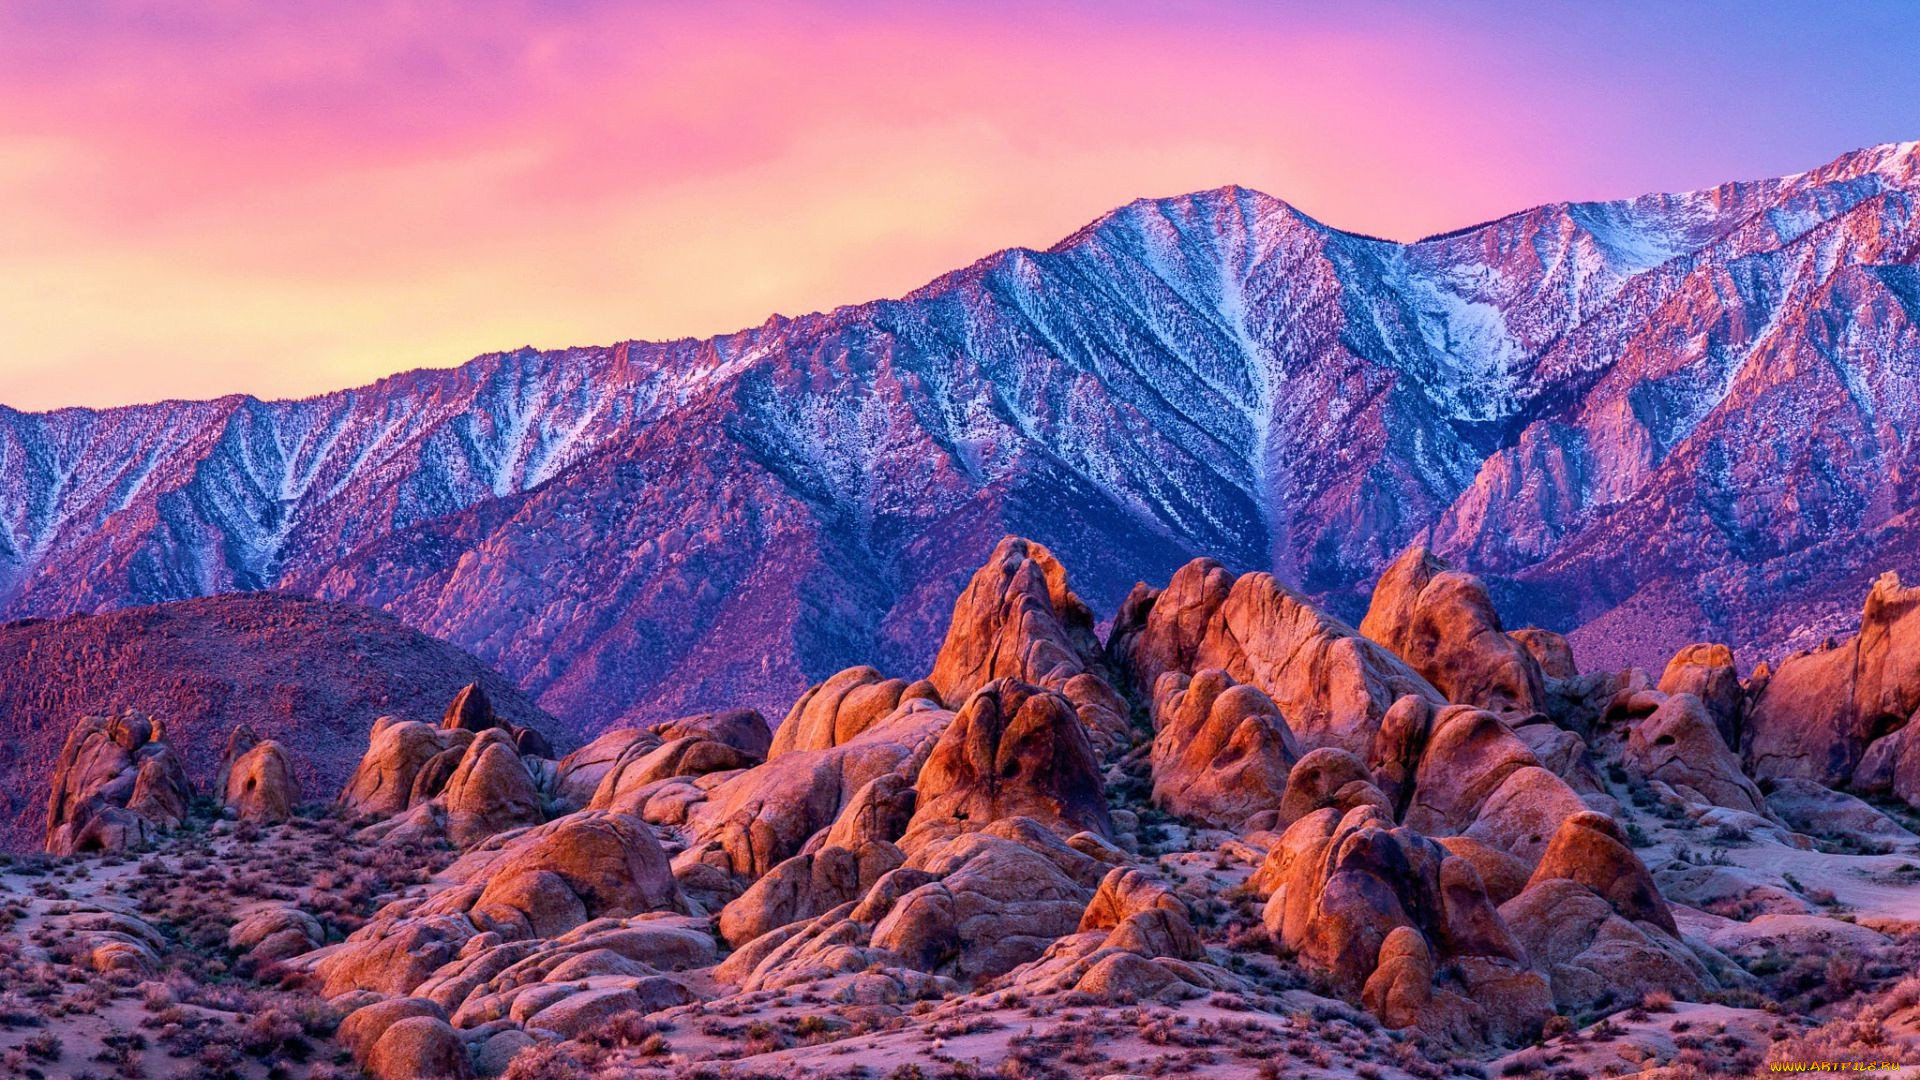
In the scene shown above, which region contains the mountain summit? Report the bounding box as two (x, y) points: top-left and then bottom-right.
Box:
(4, 141), (1919, 728)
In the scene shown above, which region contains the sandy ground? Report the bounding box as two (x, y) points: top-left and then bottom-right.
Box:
(0, 826), (364, 1080)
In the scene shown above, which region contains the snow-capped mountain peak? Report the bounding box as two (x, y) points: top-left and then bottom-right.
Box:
(4, 141), (1917, 726)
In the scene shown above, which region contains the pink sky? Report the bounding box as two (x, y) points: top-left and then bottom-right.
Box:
(2, 1), (1915, 410)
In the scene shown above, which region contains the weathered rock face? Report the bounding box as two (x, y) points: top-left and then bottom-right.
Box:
(1625, 693), (1769, 817)
(1253, 786), (1702, 1042)
(339, 718), (473, 821)
(653, 708), (773, 760)
(1508, 718), (1606, 799)
(229, 905), (324, 967)
(462, 812), (687, 930)
(441, 681), (556, 759)
(1164, 567), (1444, 758)
(1525, 812), (1675, 934)
(1498, 813), (1705, 1014)
(1767, 777), (1920, 842)
(813, 772), (918, 853)
(1509, 629), (1577, 681)
(926, 537), (1132, 754)
(1854, 722), (1920, 808)
(718, 840), (905, 949)
(1401, 706), (1537, 838)
(317, 809), (689, 998)
(337, 998), (445, 1066)
(928, 537), (1105, 706)
(417, 915), (713, 1033)
(1374, 702), (1594, 864)
(664, 698), (953, 889)
(553, 708), (769, 815)
(442, 682), (497, 733)
(1276, 747), (1390, 827)
(582, 734), (758, 819)
(698, 618), (1142, 999)
(711, 816), (1110, 996)
(1076, 865), (1199, 958)
(872, 821), (1104, 981)
(994, 861), (1229, 1004)
(1361, 546), (1546, 718)
(45, 713), (192, 855)
(772, 667), (931, 757)
(1748, 572), (1920, 785)
(214, 724), (257, 799)
(1360, 926), (1440, 1030)
(318, 916), (719, 1061)
(366, 1015), (471, 1080)
(336, 685), (563, 849)
(1149, 669), (1298, 829)
(219, 726), (299, 822)
(1367, 694), (1434, 817)
(696, 654), (1157, 1009)
(1499, 877), (1708, 1017)
(1857, 572), (1920, 736)
(1260, 805), (1552, 1046)
(901, 679), (1112, 851)
(1463, 764), (1594, 864)
(1658, 643), (1744, 747)
(1434, 836), (1533, 907)
(1119, 557), (1580, 845)
(441, 728), (544, 847)
(1108, 558), (1237, 697)
(554, 727), (650, 807)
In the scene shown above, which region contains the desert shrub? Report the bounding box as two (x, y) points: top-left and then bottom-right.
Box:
(503, 1043), (589, 1080)
(1711, 822), (1752, 845)
(585, 1010), (663, 1049)
(198, 1040), (244, 1074)
(23, 1031), (62, 1061)
(241, 1007), (304, 1058)
(0, 991), (43, 1027)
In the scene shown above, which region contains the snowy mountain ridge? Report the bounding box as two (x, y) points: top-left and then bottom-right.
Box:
(4, 140), (1918, 731)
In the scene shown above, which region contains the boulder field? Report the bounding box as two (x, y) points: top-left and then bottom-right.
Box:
(23, 536), (1920, 1078)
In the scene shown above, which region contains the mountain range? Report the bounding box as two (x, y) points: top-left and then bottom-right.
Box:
(4, 140), (1918, 731)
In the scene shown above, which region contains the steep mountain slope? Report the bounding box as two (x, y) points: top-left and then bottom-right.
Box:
(3, 141), (1917, 725)
(0, 594), (553, 850)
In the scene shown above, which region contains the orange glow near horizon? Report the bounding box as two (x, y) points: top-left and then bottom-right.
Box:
(2, 2), (1917, 411)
